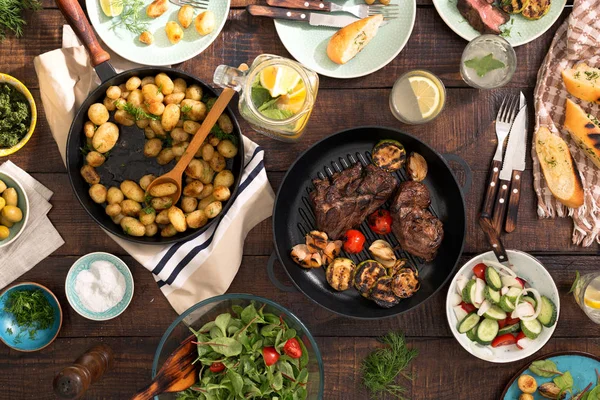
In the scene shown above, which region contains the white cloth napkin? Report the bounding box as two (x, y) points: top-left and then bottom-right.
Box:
(0, 161), (64, 288)
(34, 26), (275, 314)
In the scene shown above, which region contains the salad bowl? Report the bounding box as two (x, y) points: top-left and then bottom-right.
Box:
(446, 250), (560, 363)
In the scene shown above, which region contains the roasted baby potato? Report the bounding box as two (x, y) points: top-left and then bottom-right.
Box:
(120, 180), (145, 202)
(139, 174), (156, 190)
(212, 185), (230, 201)
(183, 180), (204, 197)
(518, 375), (537, 394)
(105, 203), (122, 217)
(139, 207), (156, 225)
(168, 206), (187, 232)
(146, 0), (168, 18)
(84, 121), (96, 138)
(121, 199), (142, 217)
(89, 184), (107, 204)
(2, 188), (17, 206)
(139, 31), (154, 45)
(145, 223), (158, 236)
(81, 165), (100, 185)
(161, 224), (177, 237)
(178, 5), (194, 28)
(186, 210), (208, 229)
(2, 205), (22, 223)
(86, 151), (106, 167)
(149, 182), (178, 197)
(151, 197), (173, 211)
(106, 187), (124, 204)
(165, 21), (184, 44)
(217, 114), (233, 134)
(93, 122), (119, 153)
(214, 170), (234, 187)
(217, 139), (237, 158)
(161, 104), (181, 131)
(204, 201), (222, 219)
(181, 196), (198, 213)
(0, 225), (10, 239)
(157, 148), (176, 165)
(195, 10), (215, 35)
(88, 103), (109, 125)
(121, 217), (146, 236)
(209, 153), (226, 172)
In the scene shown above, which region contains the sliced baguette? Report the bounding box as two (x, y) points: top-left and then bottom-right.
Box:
(535, 126), (584, 208)
(564, 98), (600, 168)
(326, 14), (383, 65)
(562, 63), (600, 104)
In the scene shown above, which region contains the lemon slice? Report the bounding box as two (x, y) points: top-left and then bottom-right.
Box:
(100, 0), (123, 17)
(584, 285), (600, 309)
(408, 76), (441, 119)
(259, 65), (301, 98)
(277, 81), (307, 114)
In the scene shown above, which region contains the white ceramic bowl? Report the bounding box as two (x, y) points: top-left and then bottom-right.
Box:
(0, 171), (29, 248)
(446, 250), (560, 363)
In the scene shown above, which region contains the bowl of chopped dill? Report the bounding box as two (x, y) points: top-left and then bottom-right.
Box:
(0, 73), (37, 157)
(0, 282), (62, 352)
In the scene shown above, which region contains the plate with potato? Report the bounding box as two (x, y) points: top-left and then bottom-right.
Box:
(86, 0), (231, 66)
(0, 172), (29, 248)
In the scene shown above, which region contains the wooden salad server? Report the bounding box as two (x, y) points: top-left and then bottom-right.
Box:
(130, 335), (198, 400)
(145, 64), (248, 205)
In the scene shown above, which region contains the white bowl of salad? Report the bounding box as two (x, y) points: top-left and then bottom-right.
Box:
(446, 250), (559, 363)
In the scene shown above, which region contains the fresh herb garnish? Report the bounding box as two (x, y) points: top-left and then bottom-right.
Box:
(122, 102), (160, 121)
(529, 359), (563, 377)
(569, 270), (581, 294)
(110, 0), (148, 35)
(588, 114), (600, 128)
(0, 0), (41, 41)
(0, 83), (31, 148)
(3, 289), (55, 342)
(361, 331), (418, 399)
(464, 53), (506, 77)
(211, 124), (237, 145)
(180, 104), (192, 114)
(585, 71), (600, 81)
(251, 78), (297, 121)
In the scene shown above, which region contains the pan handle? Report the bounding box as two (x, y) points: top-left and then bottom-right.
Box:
(55, 0), (111, 67)
(442, 154), (472, 196)
(267, 252), (297, 293)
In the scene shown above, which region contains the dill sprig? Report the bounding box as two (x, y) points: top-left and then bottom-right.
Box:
(110, 0), (148, 35)
(361, 332), (418, 400)
(3, 289), (55, 343)
(0, 0), (41, 41)
(122, 102), (160, 121)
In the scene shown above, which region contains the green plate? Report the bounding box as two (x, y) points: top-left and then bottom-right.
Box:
(86, 0), (231, 66)
(432, 0), (566, 47)
(274, 0), (416, 79)
(0, 172), (29, 249)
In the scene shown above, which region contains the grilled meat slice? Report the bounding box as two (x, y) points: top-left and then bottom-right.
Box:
(393, 207), (443, 262)
(391, 181), (431, 217)
(309, 162), (397, 239)
(457, 0), (509, 35)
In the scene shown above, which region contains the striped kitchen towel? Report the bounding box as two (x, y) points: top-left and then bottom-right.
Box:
(34, 25), (275, 314)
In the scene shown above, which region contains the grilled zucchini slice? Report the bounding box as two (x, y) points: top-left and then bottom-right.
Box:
(372, 139), (406, 172)
(353, 260), (387, 297)
(391, 268), (420, 299)
(326, 258), (355, 291)
(521, 0), (551, 20)
(500, 0), (530, 13)
(369, 276), (401, 308)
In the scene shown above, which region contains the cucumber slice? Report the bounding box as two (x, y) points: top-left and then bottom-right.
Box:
(499, 295), (515, 312)
(458, 312), (481, 334)
(537, 296), (557, 327)
(484, 286), (501, 304)
(521, 296), (537, 308)
(485, 267), (502, 290)
(476, 318), (499, 344)
(483, 305), (507, 321)
(521, 318), (543, 339)
(506, 287), (523, 302)
(466, 325), (478, 341)
(498, 322), (520, 335)
(462, 280), (476, 304)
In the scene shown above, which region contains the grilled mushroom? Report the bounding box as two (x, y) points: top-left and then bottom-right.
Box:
(538, 383), (566, 399)
(406, 152), (428, 182)
(306, 230), (329, 253)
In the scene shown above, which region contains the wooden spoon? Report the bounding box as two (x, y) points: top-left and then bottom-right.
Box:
(145, 64), (248, 205)
(130, 335), (198, 400)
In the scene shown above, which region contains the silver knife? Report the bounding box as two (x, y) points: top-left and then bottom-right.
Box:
(492, 92), (528, 233)
(247, 5), (360, 28)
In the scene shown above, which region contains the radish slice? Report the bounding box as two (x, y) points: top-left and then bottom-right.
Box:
(511, 302), (535, 319)
(517, 337), (534, 350)
(514, 288), (542, 321)
(483, 260), (517, 277)
(456, 275), (469, 295)
(501, 276), (523, 288)
(453, 305), (468, 322)
(501, 287), (510, 296)
(477, 300), (492, 316)
(449, 293), (463, 307)
(474, 278), (486, 306)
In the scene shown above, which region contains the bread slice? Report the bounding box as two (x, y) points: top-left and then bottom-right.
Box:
(562, 63), (600, 104)
(535, 127), (584, 208)
(326, 14), (383, 65)
(564, 98), (600, 168)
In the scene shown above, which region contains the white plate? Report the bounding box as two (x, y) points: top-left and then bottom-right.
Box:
(86, 0), (231, 66)
(446, 250), (560, 363)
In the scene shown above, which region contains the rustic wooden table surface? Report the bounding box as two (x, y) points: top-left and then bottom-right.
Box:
(1, 0), (599, 399)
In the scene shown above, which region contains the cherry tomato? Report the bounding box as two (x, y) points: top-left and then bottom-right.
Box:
(460, 302), (476, 313)
(515, 332), (527, 349)
(472, 263), (487, 281)
(367, 209), (393, 235)
(262, 346), (280, 366)
(283, 338), (303, 359)
(504, 317), (520, 326)
(342, 230), (366, 254)
(209, 362), (225, 373)
(498, 319), (507, 330)
(491, 333), (517, 348)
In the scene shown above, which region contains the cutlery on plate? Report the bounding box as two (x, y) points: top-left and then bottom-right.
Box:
(168, 0), (209, 9)
(495, 92), (528, 233)
(265, 0), (399, 19)
(247, 5), (361, 28)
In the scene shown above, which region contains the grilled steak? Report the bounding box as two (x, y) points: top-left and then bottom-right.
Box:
(391, 181), (443, 261)
(457, 0), (509, 35)
(310, 162), (397, 239)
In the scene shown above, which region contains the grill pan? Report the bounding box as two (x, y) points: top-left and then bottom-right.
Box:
(269, 127), (471, 319)
(58, 0), (243, 244)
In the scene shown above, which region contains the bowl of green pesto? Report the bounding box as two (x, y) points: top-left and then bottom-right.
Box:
(0, 74), (37, 157)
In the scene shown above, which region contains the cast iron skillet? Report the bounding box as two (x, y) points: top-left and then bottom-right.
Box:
(58, 0), (243, 244)
(268, 126), (471, 319)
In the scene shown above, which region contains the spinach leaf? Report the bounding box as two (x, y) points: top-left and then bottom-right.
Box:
(529, 360), (563, 377)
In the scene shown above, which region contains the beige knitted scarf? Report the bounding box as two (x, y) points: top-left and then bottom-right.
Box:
(532, 0), (600, 246)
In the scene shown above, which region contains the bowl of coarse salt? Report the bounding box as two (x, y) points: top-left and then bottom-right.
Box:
(65, 252), (134, 321)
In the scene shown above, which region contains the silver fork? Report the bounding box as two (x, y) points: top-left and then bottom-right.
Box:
(329, 2), (400, 19)
(168, 0), (209, 9)
(493, 95), (520, 162)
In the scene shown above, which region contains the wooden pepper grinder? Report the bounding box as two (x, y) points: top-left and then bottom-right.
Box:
(53, 344), (114, 399)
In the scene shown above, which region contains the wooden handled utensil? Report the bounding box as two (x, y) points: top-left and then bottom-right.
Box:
(145, 64), (248, 205)
(130, 335), (198, 400)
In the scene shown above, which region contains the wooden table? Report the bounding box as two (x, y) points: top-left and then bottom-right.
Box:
(1, 1), (599, 398)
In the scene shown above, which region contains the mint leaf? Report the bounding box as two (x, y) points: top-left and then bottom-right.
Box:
(251, 86), (271, 109)
(529, 360), (562, 377)
(260, 108), (294, 120)
(464, 53), (506, 77)
(569, 270), (581, 294)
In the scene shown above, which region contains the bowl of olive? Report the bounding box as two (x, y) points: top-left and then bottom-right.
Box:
(0, 172), (29, 248)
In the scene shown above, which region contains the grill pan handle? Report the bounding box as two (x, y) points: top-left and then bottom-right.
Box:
(267, 252), (297, 293)
(442, 154), (472, 195)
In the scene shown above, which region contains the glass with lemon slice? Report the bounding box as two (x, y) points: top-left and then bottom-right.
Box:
(573, 272), (600, 324)
(214, 55), (319, 141)
(389, 70), (446, 125)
